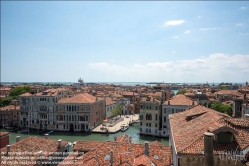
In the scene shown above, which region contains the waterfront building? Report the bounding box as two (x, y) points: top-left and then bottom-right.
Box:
(0, 100), (19, 128)
(0, 132), (9, 149)
(18, 88), (70, 130)
(161, 94), (198, 137)
(56, 93), (105, 132)
(59, 134), (172, 166)
(0, 135), (70, 166)
(105, 98), (117, 119)
(139, 96), (161, 137)
(169, 105), (249, 166)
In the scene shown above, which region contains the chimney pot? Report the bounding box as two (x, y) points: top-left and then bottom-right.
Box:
(73, 141), (76, 148)
(144, 141), (149, 156)
(192, 100), (194, 106)
(204, 132), (214, 166)
(45, 134), (48, 139)
(38, 151), (43, 160)
(16, 136), (20, 142)
(7, 145), (10, 153)
(168, 100), (170, 105)
(58, 139), (62, 149)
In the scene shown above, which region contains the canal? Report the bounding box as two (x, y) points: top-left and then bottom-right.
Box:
(4, 123), (169, 149)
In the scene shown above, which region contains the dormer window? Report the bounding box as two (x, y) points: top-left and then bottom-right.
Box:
(212, 126), (238, 143)
(217, 132), (233, 143)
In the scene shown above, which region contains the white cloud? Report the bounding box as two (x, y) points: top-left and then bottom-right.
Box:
(88, 53), (249, 82)
(236, 23), (245, 27)
(172, 36), (179, 39)
(238, 7), (247, 10)
(164, 20), (185, 26)
(184, 30), (191, 34)
(197, 15), (202, 18)
(172, 51), (176, 54)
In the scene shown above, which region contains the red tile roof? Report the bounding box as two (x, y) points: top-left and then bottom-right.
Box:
(0, 132), (9, 137)
(0, 136), (68, 166)
(58, 93), (101, 103)
(61, 138), (172, 166)
(169, 105), (249, 155)
(163, 94), (198, 106)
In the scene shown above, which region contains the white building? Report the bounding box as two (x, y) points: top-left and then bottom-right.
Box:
(161, 94), (198, 137)
(105, 98), (117, 119)
(19, 88), (70, 131)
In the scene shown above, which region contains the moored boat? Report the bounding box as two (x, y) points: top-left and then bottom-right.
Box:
(120, 124), (129, 132)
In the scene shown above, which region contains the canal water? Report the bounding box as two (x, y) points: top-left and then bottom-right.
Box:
(3, 123), (169, 150)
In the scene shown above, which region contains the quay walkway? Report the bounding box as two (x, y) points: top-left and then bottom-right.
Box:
(92, 114), (139, 133)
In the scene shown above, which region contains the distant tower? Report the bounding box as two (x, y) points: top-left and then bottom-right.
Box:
(246, 81), (248, 86)
(78, 78), (84, 84)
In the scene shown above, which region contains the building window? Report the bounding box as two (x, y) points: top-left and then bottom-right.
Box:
(164, 116), (166, 122)
(155, 106), (158, 110)
(155, 123), (157, 127)
(140, 128), (142, 132)
(155, 114), (157, 121)
(140, 122), (142, 126)
(164, 108), (166, 114)
(140, 105), (142, 109)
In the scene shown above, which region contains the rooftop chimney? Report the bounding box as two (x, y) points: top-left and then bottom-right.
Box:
(7, 145), (10, 153)
(16, 136), (20, 142)
(38, 151), (43, 160)
(110, 150), (114, 165)
(144, 141), (149, 156)
(73, 141), (76, 148)
(192, 100), (194, 106)
(45, 134), (48, 139)
(168, 100), (170, 105)
(204, 132), (214, 166)
(58, 139), (62, 149)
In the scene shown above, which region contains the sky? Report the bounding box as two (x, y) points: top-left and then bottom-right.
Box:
(1, 1), (249, 83)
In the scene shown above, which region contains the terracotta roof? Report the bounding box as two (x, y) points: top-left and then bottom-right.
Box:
(19, 92), (33, 97)
(61, 139), (172, 166)
(0, 136), (68, 166)
(215, 90), (240, 95)
(122, 92), (139, 96)
(58, 93), (101, 103)
(0, 132), (9, 137)
(73, 140), (102, 152)
(0, 105), (19, 111)
(169, 105), (249, 155)
(163, 94), (198, 106)
(106, 98), (117, 106)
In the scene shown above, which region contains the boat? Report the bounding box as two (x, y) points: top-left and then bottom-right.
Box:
(5, 127), (14, 131)
(47, 130), (53, 135)
(21, 129), (30, 133)
(120, 124), (129, 132)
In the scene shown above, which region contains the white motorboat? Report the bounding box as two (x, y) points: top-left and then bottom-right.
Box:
(120, 124), (129, 132)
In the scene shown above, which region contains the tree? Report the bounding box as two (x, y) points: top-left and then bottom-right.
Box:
(210, 101), (232, 116)
(220, 86), (229, 90)
(176, 89), (187, 95)
(112, 103), (123, 117)
(0, 86), (30, 107)
(9, 86), (31, 97)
